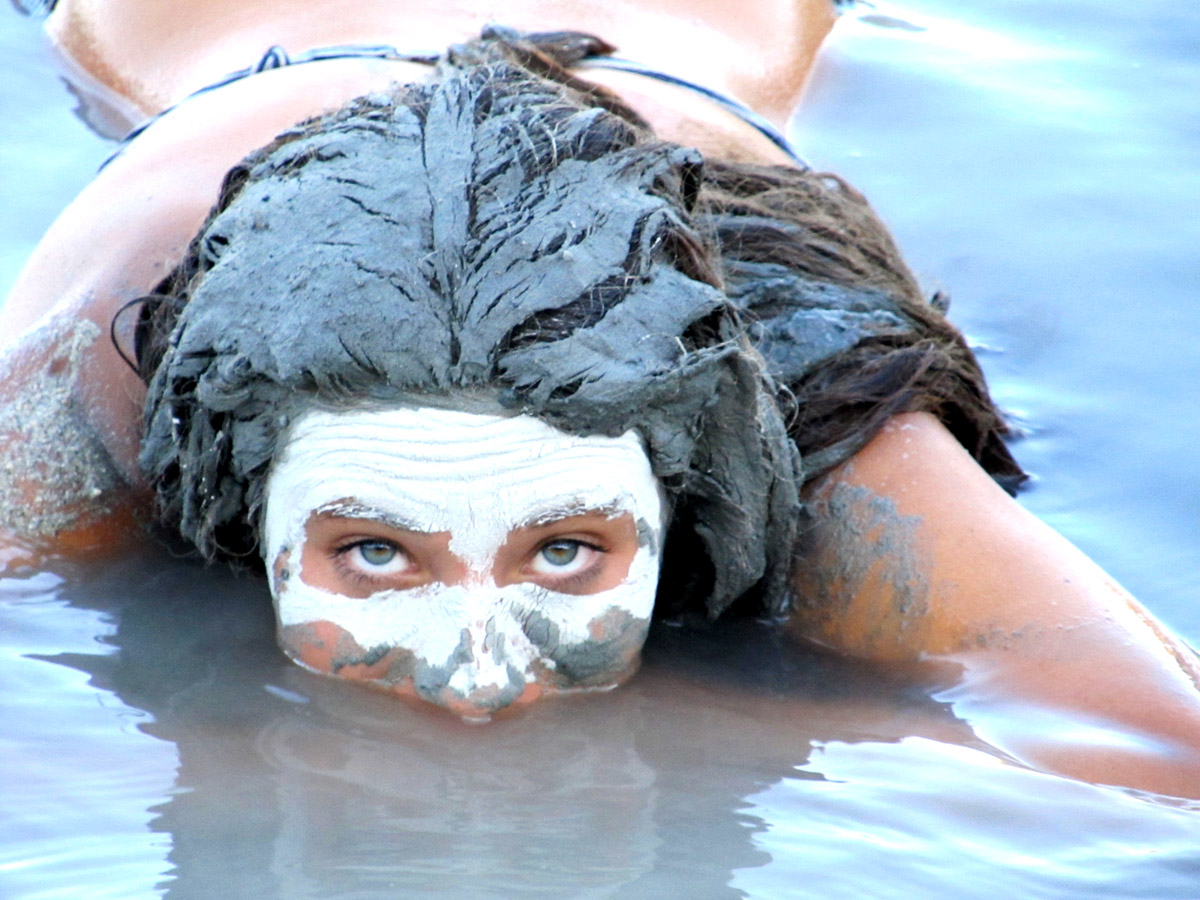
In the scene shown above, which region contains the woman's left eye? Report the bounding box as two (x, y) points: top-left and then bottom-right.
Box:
(529, 539), (594, 576)
(358, 542), (398, 566)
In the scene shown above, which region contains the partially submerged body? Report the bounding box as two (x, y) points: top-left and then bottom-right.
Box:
(3, 0), (1200, 798)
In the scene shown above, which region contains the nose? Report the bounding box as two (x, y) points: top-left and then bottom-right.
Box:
(437, 679), (546, 720)
(412, 590), (537, 717)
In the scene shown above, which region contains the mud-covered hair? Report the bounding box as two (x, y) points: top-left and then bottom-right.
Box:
(135, 28), (1021, 619)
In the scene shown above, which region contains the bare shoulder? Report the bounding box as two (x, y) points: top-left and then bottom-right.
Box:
(0, 310), (148, 560)
(790, 411), (1199, 677)
(790, 412), (1200, 797)
(790, 411), (1022, 658)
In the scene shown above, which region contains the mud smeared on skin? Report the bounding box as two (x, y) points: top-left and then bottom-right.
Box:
(525, 606), (649, 686)
(0, 317), (126, 537)
(281, 620), (418, 684)
(792, 480), (932, 657)
(279, 602), (649, 712)
(271, 548), (292, 596)
(139, 42), (802, 616)
(634, 517), (658, 553)
(409, 626), (525, 711)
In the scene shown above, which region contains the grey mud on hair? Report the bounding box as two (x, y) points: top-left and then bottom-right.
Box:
(138, 29), (1022, 618)
(140, 32), (803, 617)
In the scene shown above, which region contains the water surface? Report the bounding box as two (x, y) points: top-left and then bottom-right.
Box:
(2, 2), (1199, 897)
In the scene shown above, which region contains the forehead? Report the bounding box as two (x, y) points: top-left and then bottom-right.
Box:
(265, 406), (660, 531)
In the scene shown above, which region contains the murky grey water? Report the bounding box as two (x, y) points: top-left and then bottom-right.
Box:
(3, 2), (1200, 897)
(5, 552), (1200, 898)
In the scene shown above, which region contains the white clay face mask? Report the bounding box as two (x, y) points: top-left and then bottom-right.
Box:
(262, 406), (666, 717)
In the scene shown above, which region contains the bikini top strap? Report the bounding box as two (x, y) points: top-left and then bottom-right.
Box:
(99, 44), (439, 171)
(574, 57), (809, 169)
(102, 43), (808, 171)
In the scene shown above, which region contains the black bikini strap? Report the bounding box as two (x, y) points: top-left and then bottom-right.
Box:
(102, 42), (808, 171)
(99, 43), (438, 171)
(574, 57), (809, 169)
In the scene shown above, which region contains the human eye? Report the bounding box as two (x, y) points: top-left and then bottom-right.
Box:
(528, 538), (601, 578)
(334, 539), (414, 581)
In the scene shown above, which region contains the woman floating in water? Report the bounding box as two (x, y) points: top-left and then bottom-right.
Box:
(2, 0), (1199, 796)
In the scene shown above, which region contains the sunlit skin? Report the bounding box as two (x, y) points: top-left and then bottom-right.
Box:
(4, 0), (1200, 797)
(44, 0), (833, 129)
(298, 510), (640, 598)
(793, 413), (1200, 798)
(276, 509), (647, 717)
(280, 617), (552, 719)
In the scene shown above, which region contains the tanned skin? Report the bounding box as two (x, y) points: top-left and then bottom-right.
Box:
(4, 0), (1199, 797)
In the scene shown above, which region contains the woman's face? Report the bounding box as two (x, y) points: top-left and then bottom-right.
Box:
(262, 406), (665, 719)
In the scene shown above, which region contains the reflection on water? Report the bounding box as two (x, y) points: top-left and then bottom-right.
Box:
(3, 553), (1199, 897)
(3, 0), (1200, 896)
(0, 566), (177, 899)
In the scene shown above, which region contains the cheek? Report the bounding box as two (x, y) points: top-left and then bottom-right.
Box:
(521, 604), (653, 689)
(523, 545), (659, 687)
(279, 620), (419, 685)
(558, 607), (653, 686)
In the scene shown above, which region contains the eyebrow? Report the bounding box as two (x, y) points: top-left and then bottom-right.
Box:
(313, 498), (629, 532)
(312, 500), (430, 533)
(516, 500), (626, 530)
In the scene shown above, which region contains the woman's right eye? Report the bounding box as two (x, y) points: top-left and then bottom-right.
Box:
(337, 540), (413, 579)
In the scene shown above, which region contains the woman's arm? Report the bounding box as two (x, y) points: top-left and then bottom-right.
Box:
(0, 309), (148, 567)
(790, 411), (1200, 797)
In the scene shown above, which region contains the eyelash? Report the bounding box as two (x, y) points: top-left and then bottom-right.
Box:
(326, 535), (611, 589)
(532, 538), (608, 589)
(330, 539), (406, 586)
